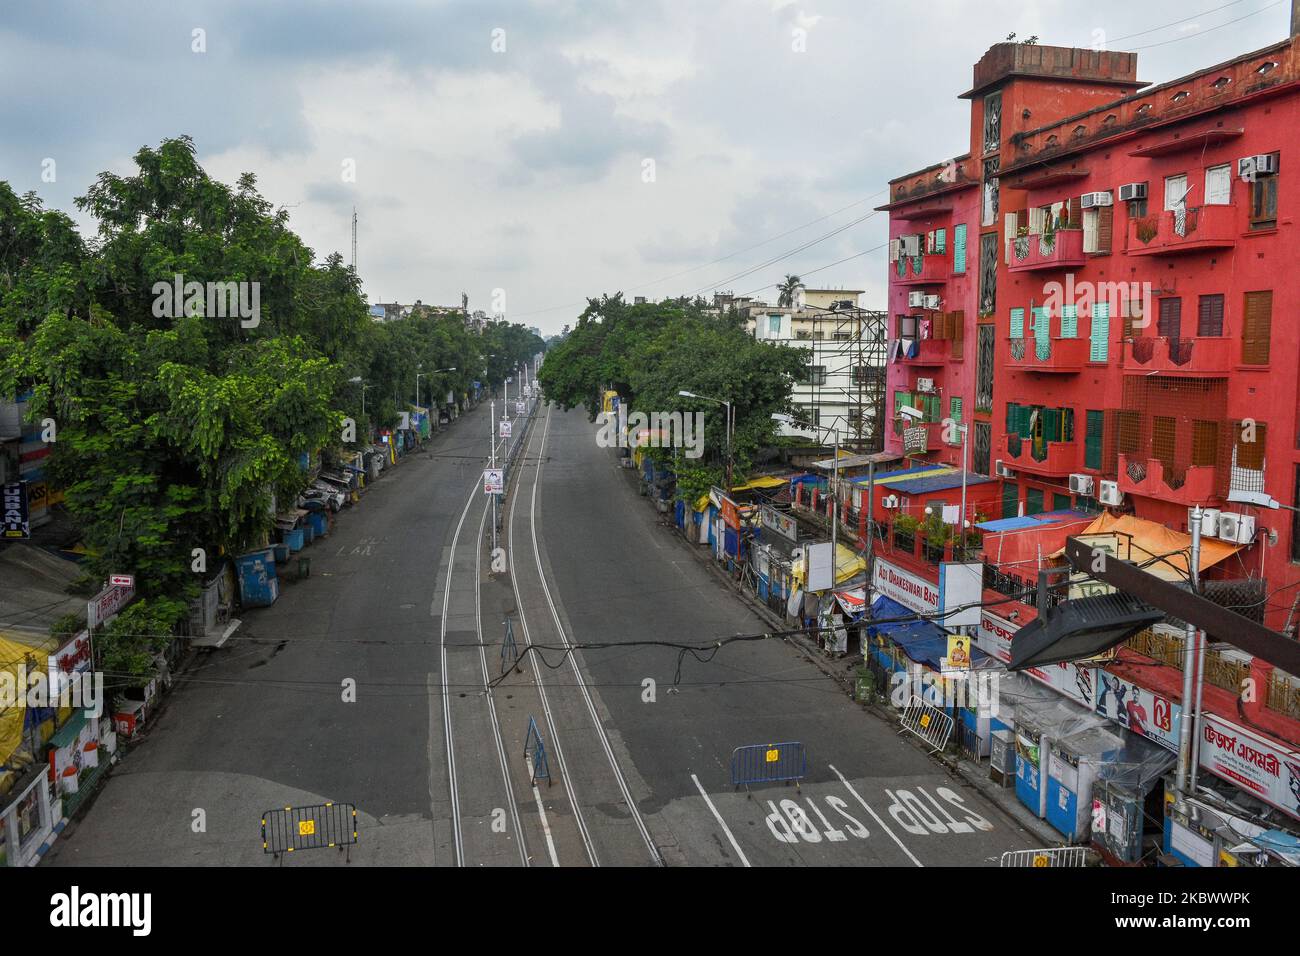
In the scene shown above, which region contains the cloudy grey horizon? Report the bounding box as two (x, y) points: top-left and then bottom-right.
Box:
(1, 0), (1286, 334)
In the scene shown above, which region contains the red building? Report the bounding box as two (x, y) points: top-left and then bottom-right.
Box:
(885, 30), (1300, 633)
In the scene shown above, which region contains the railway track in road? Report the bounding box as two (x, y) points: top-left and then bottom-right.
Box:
(507, 404), (664, 867)
(436, 425), (528, 867)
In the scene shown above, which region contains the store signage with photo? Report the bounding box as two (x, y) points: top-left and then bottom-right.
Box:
(760, 505), (797, 542)
(1093, 670), (1181, 752)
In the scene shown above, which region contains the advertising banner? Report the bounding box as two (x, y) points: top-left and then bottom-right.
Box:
(1198, 714), (1300, 821)
(1093, 670), (1181, 752)
(873, 558), (940, 614)
(2, 480), (29, 538)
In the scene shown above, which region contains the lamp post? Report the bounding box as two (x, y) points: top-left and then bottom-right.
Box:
(678, 390), (732, 489)
(348, 376), (372, 420)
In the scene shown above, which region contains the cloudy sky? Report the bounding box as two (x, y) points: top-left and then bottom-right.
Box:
(1, 0), (1288, 333)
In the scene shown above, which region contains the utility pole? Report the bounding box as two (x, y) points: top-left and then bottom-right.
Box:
(1176, 505), (1204, 800)
(351, 206), (357, 272)
(490, 398), (497, 551)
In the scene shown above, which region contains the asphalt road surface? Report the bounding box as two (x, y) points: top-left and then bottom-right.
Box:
(44, 400), (1036, 867)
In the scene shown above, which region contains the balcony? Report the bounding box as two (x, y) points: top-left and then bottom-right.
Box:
(1007, 228), (1086, 273)
(894, 254), (950, 286)
(1002, 433), (1081, 476)
(1005, 335), (1090, 373)
(1122, 335), (1231, 376)
(897, 337), (951, 366)
(1117, 453), (1218, 507)
(1127, 204), (1237, 256)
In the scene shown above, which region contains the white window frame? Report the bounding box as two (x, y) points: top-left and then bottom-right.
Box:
(1164, 173), (1189, 211)
(1205, 164), (1231, 205)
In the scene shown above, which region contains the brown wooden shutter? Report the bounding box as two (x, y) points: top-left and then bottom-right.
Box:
(1242, 291), (1272, 365)
(1096, 205), (1113, 253)
(1235, 422), (1267, 470)
(1067, 196), (1082, 228)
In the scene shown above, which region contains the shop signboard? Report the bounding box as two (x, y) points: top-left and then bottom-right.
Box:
(1093, 670), (1181, 752)
(2, 480), (29, 539)
(483, 469), (504, 495)
(873, 558), (940, 615)
(760, 505), (797, 542)
(87, 581), (135, 630)
(1198, 714), (1300, 821)
(978, 611), (1096, 707)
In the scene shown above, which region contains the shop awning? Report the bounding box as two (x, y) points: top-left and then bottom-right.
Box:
(866, 595), (989, 671)
(729, 475), (790, 493)
(1050, 512), (1241, 580)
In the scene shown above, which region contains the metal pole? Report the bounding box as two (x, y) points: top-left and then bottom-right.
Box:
(1175, 504), (1203, 798)
(831, 427), (839, 587)
(490, 399), (497, 551)
(959, 423), (969, 559)
(1189, 512), (1207, 792)
(725, 401), (733, 491)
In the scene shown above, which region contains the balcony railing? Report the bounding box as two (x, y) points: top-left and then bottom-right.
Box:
(1007, 228), (1086, 273)
(1002, 433), (1081, 476)
(1122, 335), (1232, 375)
(1127, 204), (1237, 256)
(894, 253), (950, 285)
(897, 337), (950, 365)
(1117, 453), (1219, 506)
(1005, 335), (1089, 373)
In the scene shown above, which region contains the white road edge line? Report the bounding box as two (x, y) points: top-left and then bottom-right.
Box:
(828, 763), (923, 868)
(526, 757), (561, 867)
(690, 774), (751, 868)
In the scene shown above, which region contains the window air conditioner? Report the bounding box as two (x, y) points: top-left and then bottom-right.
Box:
(923, 294), (941, 310)
(908, 291), (925, 308)
(1238, 154), (1277, 178)
(1117, 183), (1147, 202)
(916, 377), (935, 393)
(1068, 474), (1094, 495)
(1080, 191), (1113, 209)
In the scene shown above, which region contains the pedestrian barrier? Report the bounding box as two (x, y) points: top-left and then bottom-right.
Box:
(730, 742), (807, 792)
(900, 695), (954, 754)
(501, 618), (519, 674)
(1000, 847), (1096, 868)
(524, 716), (551, 786)
(958, 723), (984, 764)
(261, 802), (358, 862)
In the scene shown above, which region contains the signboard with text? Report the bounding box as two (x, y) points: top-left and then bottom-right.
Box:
(499, 420), (512, 439)
(873, 558), (939, 614)
(87, 581), (135, 630)
(760, 505), (797, 542)
(483, 469), (504, 495)
(1199, 713), (1300, 821)
(2, 480), (30, 538)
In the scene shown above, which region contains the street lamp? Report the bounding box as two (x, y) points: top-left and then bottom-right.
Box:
(774, 412), (841, 584)
(679, 390), (733, 489)
(348, 376), (372, 419)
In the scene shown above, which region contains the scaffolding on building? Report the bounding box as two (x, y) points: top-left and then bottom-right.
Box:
(806, 306), (888, 453)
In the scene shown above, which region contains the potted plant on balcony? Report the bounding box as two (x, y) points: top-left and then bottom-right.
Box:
(893, 513), (919, 552)
(1135, 215), (1159, 244)
(1039, 216), (1056, 254)
(1013, 226), (1030, 260)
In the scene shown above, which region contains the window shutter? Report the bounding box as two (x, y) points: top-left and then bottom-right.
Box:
(1090, 302), (1110, 361)
(1242, 291), (1272, 365)
(950, 396), (963, 423)
(1096, 205), (1114, 253)
(935, 228), (947, 254)
(952, 224), (967, 274)
(1061, 304), (1078, 338)
(1032, 306), (1049, 340)
(1198, 294), (1224, 337)
(1067, 196), (1082, 228)
(1158, 298), (1182, 339)
(1010, 307), (1025, 339)
(1004, 213), (1018, 264)
(1085, 410), (1104, 470)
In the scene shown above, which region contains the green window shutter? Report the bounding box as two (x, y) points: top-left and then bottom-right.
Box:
(952, 224), (967, 274)
(1010, 307), (1025, 338)
(1043, 407), (1061, 441)
(1061, 304), (1078, 339)
(1025, 487), (1045, 516)
(1062, 408), (1075, 443)
(1032, 306), (1049, 339)
(949, 396), (963, 423)
(935, 228), (947, 254)
(1001, 482), (1020, 519)
(1052, 492), (1073, 513)
(1090, 302), (1110, 361)
(1018, 404), (1034, 437)
(1084, 409), (1104, 469)
(927, 395), (941, 422)
(1006, 402), (1018, 433)
(895, 390), (912, 415)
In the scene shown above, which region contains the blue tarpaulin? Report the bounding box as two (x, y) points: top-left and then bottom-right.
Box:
(866, 595), (988, 671)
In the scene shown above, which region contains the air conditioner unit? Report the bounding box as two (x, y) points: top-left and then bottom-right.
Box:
(908, 291), (925, 308)
(1218, 513), (1257, 545)
(1238, 154), (1278, 178)
(915, 377), (935, 393)
(1080, 191), (1113, 209)
(1117, 182), (1147, 202)
(923, 294), (941, 310)
(995, 460), (1016, 479)
(1191, 507), (1220, 538)
(901, 234), (921, 257)
(1098, 480), (1124, 506)
(1068, 474), (1094, 495)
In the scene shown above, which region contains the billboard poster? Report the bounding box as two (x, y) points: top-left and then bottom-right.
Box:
(1198, 714), (1300, 821)
(1093, 670), (1181, 752)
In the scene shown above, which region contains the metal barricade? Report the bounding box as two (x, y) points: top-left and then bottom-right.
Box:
(730, 742), (807, 792)
(524, 716), (551, 786)
(958, 722), (984, 763)
(999, 847), (1096, 868)
(261, 802), (358, 862)
(899, 695), (954, 754)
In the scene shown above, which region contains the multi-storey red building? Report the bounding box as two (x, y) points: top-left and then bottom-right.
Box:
(884, 31), (1300, 632)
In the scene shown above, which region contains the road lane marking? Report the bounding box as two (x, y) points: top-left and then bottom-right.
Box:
(690, 774), (751, 867)
(829, 764), (923, 867)
(527, 757), (561, 867)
